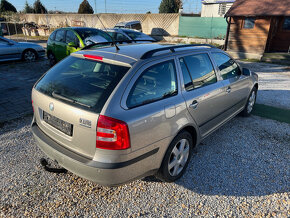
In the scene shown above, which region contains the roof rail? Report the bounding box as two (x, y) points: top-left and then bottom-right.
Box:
(140, 44), (216, 59)
(82, 39), (156, 50)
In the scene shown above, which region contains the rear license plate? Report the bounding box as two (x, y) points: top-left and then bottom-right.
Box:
(43, 111), (73, 136)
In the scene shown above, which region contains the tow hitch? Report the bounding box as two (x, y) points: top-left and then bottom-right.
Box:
(40, 158), (67, 174)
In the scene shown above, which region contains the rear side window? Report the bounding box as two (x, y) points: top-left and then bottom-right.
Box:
(131, 23), (141, 30)
(127, 60), (177, 108)
(49, 31), (57, 41)
(180, 53), (217, 90)
(55, 30), (65, 42)
(35, 56), (129, 112)
(211, 52), (241, 80)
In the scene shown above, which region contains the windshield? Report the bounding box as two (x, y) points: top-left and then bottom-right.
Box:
(35, 56), (130, 112)
(74, 28), (112, 42)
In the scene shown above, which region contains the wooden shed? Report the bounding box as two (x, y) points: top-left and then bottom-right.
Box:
(224, 0), (290, 55)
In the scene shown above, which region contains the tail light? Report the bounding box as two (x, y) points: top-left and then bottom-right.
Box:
(96, 115), (130, 150)
(32, 100), (34, 112)
(83, 54), (103, 61)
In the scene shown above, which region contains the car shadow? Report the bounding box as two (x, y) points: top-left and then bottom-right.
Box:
(144, 116), (289, 197)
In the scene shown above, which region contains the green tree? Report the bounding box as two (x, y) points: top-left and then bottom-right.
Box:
(78, 0), (94, 14)
(0, 0), (17, 13)
(159, 0), (178, 13)
(175, 0), (182, 10)
(23, 0), (33, 13)
(33, 0), (47, 14)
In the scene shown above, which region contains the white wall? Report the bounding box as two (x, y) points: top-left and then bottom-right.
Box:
(201, 3), (233, 17)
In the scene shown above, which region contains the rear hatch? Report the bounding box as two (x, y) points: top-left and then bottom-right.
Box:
(32, 54), (130, 158)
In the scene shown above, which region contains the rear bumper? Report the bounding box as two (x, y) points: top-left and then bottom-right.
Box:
(31, 122), (159, 186)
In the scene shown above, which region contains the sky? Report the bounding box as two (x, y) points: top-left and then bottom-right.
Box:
(8, 0), (202, 14)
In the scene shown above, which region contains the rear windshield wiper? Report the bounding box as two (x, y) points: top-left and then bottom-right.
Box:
(52, 91), (91, 108)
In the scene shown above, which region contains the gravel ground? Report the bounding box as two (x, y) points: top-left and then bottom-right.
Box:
(239, 61), (290, 110)
(0, 115), (289, 217)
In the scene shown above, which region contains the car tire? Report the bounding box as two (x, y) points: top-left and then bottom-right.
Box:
(48, 53), (56, 67)
(23, 49), (37, 62)
(241, 86), (257, 117)
(156, 131), (193, 182)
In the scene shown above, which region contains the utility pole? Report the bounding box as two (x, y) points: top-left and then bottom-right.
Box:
(105, 0), (107, 13)
(94, 0), (97, 13)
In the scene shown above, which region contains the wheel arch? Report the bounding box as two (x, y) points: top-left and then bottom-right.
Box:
(22, 48), (37, 59)
(175, 125), (198, 148)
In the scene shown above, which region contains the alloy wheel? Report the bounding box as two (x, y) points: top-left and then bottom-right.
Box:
(168, 138), (190, 177)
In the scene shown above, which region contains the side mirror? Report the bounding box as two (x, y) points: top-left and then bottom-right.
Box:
(8, 42), (14, 45)
(67, 42), (77, 48)
(242, 68), (251, 76)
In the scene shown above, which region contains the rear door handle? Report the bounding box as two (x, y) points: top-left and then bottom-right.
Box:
(189, 100), (199, 109)
(226, 86), (231, 93)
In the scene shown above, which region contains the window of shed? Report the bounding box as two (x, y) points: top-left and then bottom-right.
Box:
(282, 17), (290, 30)
(243, 18), (255, 29)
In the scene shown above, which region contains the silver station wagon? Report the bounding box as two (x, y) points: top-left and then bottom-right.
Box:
(31, 43), (258, 186)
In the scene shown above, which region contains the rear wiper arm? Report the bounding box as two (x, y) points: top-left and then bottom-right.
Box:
(52, 91), (91, 108)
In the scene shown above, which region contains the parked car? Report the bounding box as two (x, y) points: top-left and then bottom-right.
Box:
(46, 27), (112, 66)
(0, 36), (45, 62)
(31, 43), (258, 186)
(114, 21), (142, 31)
(104, 28), (156, 43)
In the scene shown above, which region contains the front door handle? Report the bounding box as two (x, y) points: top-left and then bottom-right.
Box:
(226, 86), (231, 93)
(189, 100), (199, 109)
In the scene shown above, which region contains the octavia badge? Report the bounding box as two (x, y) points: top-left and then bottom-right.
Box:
(49, 102), (54, 111)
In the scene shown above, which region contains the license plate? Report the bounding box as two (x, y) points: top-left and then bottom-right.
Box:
(43, 111), (73, 136)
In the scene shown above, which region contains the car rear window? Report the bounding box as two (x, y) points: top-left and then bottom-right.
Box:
(74, 28), (112, 42)
(35, 56), (130, 112)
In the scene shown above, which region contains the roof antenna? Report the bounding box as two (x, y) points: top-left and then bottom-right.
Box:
(95, 14), (120, 51)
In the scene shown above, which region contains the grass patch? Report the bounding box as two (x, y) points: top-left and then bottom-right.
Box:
(10, 34), (49, 41)
(252, 104), (290, 124)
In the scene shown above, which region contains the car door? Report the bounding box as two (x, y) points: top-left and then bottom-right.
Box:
(65, 30), (81, 56)
(210, 52), (251, 114)
(120, 58), (185, 151)
(54, 29), (67, 61)
(178, 52), (229, 137)
(0, 38), (21, 61)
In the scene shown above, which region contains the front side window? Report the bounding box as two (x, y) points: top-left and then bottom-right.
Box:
(35, 56), (129, 112)
(283, 17), (290, 30)
(244, 17), (255, 29)
(127, 60), (177, 108)
(179, 53), (217, 90)
(66, 30), (79, 46)
(116, 33), (129, 41)
(123, 30), (143, 40)
(211, 52), (241, 80)
(55, 30), (65, 42)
